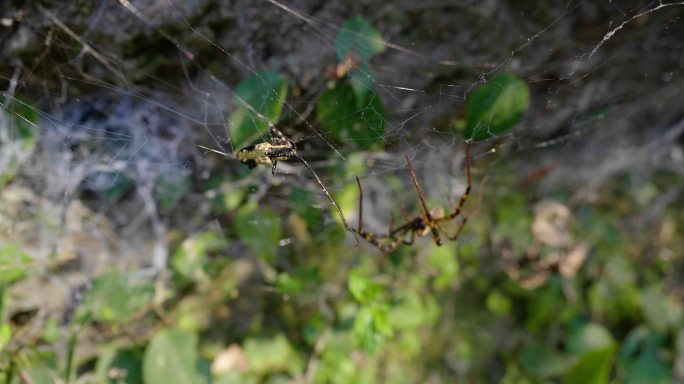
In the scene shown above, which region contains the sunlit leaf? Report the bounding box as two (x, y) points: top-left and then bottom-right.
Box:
(317, 82), (385, 149)
(0, 324), (10, 351)
(171, 231), (225, 283)
(348, 270), (383, 304)
(229, 71), (287, 149)
(84, 269), (154, 324)
(95, 347), (144, 384)
(335, 17), (386, 62)
(566, 323), (615, 356)
(564, 345), (615, 384)
(143, 329), (205, 384)
(235, 202), (281, 263)
(464, 73), (530, 141)
(619, 327), (672, 384)
(0, 244), (32, 284)
(243, 334), (298, 375)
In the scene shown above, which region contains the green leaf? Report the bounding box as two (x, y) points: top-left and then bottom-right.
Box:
(0, 244), (32, 284)
(336, 17), (385, 62)
(171, 231), (225, 283)
(464, 73), (530, 141)
(619, 327), (672, 384)
(353, 304), (393, 353)
(566, 323), (615, 356)
(348, 270), (383, 304)
(316, 82), (385, 149)
(229, 71), (287, 149)
(564, 345), (615, 384)
(84, 270), (154, 324)
(243, 334), (297, 375)
(235, 202), (281, 263)
(95, 347), (144, 384)
(0, 323), (10, 351)
(485, 290), (512, 316)
(143, 329), (205, 384)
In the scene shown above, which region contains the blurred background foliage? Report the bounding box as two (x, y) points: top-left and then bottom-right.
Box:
(0, 1), (683, 383)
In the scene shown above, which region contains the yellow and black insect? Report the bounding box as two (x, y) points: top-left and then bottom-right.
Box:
(235, 142), (296, 174)
(198, 130), (357, 243)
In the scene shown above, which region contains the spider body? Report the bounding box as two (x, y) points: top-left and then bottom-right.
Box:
(235, 142), (296, 174)
(353, 142), (474, 252)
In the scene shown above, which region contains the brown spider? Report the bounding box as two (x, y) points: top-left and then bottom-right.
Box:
(352, 142), (475, 252)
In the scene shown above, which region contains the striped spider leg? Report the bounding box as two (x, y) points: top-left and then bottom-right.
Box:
(353, 142), (473, 252)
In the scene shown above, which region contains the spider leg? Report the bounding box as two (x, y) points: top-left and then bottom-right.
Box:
(441, 173), (489, 242)
(294, 152), (359, 245)
(405, 155), (442, 246)
(271, 160), (278, 175)
(443, 141), (473, 221)
(356, 176), (364, 233)
(401, 228), (416, 246)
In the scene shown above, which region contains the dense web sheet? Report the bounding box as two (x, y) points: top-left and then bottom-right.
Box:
(0, 0), (683, 304)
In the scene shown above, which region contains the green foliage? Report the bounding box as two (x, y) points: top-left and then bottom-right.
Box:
(464, 73), (530, 141)
(143, 329), (208, 384)
(155, 172), (191, 211)
(317, 82), (385, 149)
(95, 347), (144, 384)
(335, 17), (386, 100)
(348, 270), (394, 352)
(619, 327), (672, 383)
(0, 94), (38, 188)
(243, 334), (301, 375)
(83, 269), (154, 324)
(0, 244), (32, 284)
(229, 71), (287, 148)
(235, 201), (281, 264)
(335, 17), (386, 63)
(172, 231), (225, 283)
(564, 345), (615, 384)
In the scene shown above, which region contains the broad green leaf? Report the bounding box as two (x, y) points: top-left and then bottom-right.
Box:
(564, 345), (615, 384)
(23, 366), (59, 384)
(641, 284), (682, 333)
(566, 323), (615, 356)
(0, 244), (32, 284)
(335, 17), (385, 62)
(348, 270), (383, 304)
(464, 73), (530, 141)
(0, 323), (10, 350)
(349, 61), (375, 105)
(316, 82), (385, 149)
(235, 202), (281, 263)
(95, 347), (144, 384)
(353, 304), (393, 353)
(485, 290), (512, 316)
(229, 71), (287, 149)
(244, 334), (297, 375)
(520, 344), (572, 379)
(171, 231), (225, 282)
(619, 327), (672, 384)
(84, 269), (154, 324)
(427, 245), (459, 290)
(143, 329), (205, 384)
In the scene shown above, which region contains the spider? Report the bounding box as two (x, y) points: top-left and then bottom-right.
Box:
(199, 126), (357, 242)
(352, 141), (474, 252)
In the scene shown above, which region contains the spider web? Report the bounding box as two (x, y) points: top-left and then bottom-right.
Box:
(0, 0), (683, 290)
